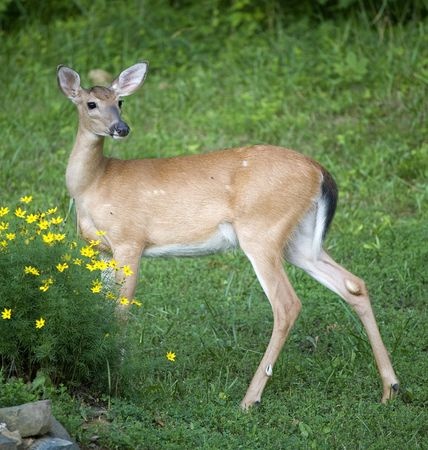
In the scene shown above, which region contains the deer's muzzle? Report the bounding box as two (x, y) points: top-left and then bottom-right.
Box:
(110, 121), (130, 138)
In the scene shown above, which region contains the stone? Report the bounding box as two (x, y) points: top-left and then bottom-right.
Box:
(0, 401), (51, 438)
(0, 428), (21, 447)
(28, 437), (77, 450)
(0, 433), (17, 450)
(47, 419), (79, 450)
(21, 438), (36, 449)
(47, 418), (71, 441)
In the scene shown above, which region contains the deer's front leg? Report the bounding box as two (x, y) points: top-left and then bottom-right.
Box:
(113, 244), (143, 319)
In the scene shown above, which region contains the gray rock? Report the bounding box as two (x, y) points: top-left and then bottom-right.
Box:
(47, 419), (70, 442)
(20, 438), (36, 449)
(28, 437), (77, 450)
(0, 433), (17, 450)
(0, 428), (21, 447)
(0, 401), (51, 438)
(47, 419), (78, 450)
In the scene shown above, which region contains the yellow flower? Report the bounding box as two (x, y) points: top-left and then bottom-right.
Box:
(0, 240), (8, 249)
(73, 258), (83, 266)
(85, 262), (98, 272)
(81, 246), (96, 258)
(42, 232), (55, 245)
(106, 292), (116, 300)
(54, 233), (66, 242)
(39, 278), (54, 292)
(38, 219), (50, 230)
(166, 351), (176, 362)
(122, 265), (134, 277)
(20, 195), (33, 204)
(6, 233), (16, 241)
(95, 230), (106, 236)
(89, 239), (101, 247)
(131, 299), (142, 307)
(108, 259), (118, 270)
(69, 241), (78, 249)
(26, 213), (39, 224)
(40, 232), (65, 245)
(50, 216), (63, 225)
(0, 207), (9, 217)
(47, 207), (58, 215)
(35, 317), (45, 329)
(94, 260), (108, 270)
(14, 207), (26, 218)
(1, 308), (12, 320)
(56, 262), (69, 272)
(91, 279), (103, 293)
(119, 297), (129, 305)
(24, 266), (40, 276)
(0, 222), (9, 231)
(99, 260), (109, 270)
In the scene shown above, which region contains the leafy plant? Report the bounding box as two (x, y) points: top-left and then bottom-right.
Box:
(0, 196), (141, 388)
(0, 370), (37, 407)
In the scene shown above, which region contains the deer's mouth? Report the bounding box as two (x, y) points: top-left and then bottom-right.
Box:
(109, 122), (130, 139)
(110, 131), (128, 140)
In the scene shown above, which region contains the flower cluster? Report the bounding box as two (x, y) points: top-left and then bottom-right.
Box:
(0, 196), (142, 331)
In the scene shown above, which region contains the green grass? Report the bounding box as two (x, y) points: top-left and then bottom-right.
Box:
(1, 2), (427, 449)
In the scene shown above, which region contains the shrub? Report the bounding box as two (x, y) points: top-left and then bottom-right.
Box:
(0, 196), (141, 388)
(0, 370), (37, 407)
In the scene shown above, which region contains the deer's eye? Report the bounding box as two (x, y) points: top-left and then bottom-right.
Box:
(87, 102), (97, 110)
(118, 100), (123, 108)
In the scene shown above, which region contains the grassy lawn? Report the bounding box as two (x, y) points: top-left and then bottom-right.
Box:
(1, 2), (427, 449)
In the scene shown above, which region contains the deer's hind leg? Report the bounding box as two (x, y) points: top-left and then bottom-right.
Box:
(287, 233), (399, 402)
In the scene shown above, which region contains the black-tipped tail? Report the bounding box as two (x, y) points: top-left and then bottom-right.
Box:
(320, 168), (338, 239)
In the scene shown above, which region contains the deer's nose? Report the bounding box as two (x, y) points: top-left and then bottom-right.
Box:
(110, 121), (130, 137)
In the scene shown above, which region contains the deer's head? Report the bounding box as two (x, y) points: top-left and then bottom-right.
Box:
(57, 62), (148, 139)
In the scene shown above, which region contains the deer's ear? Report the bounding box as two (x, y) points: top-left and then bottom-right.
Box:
(57, 65), (82, 102)
(111, 62), (148, 97)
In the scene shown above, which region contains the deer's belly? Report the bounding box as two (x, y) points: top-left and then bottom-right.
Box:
(143, 223), (238, 257)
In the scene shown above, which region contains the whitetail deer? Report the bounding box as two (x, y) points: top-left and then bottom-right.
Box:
(57, 62), (399, 409)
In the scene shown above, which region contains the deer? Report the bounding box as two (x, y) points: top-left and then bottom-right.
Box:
(57, 61), (399, 409)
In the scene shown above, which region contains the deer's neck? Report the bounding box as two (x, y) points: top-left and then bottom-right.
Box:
(66, 126), (108, 198)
